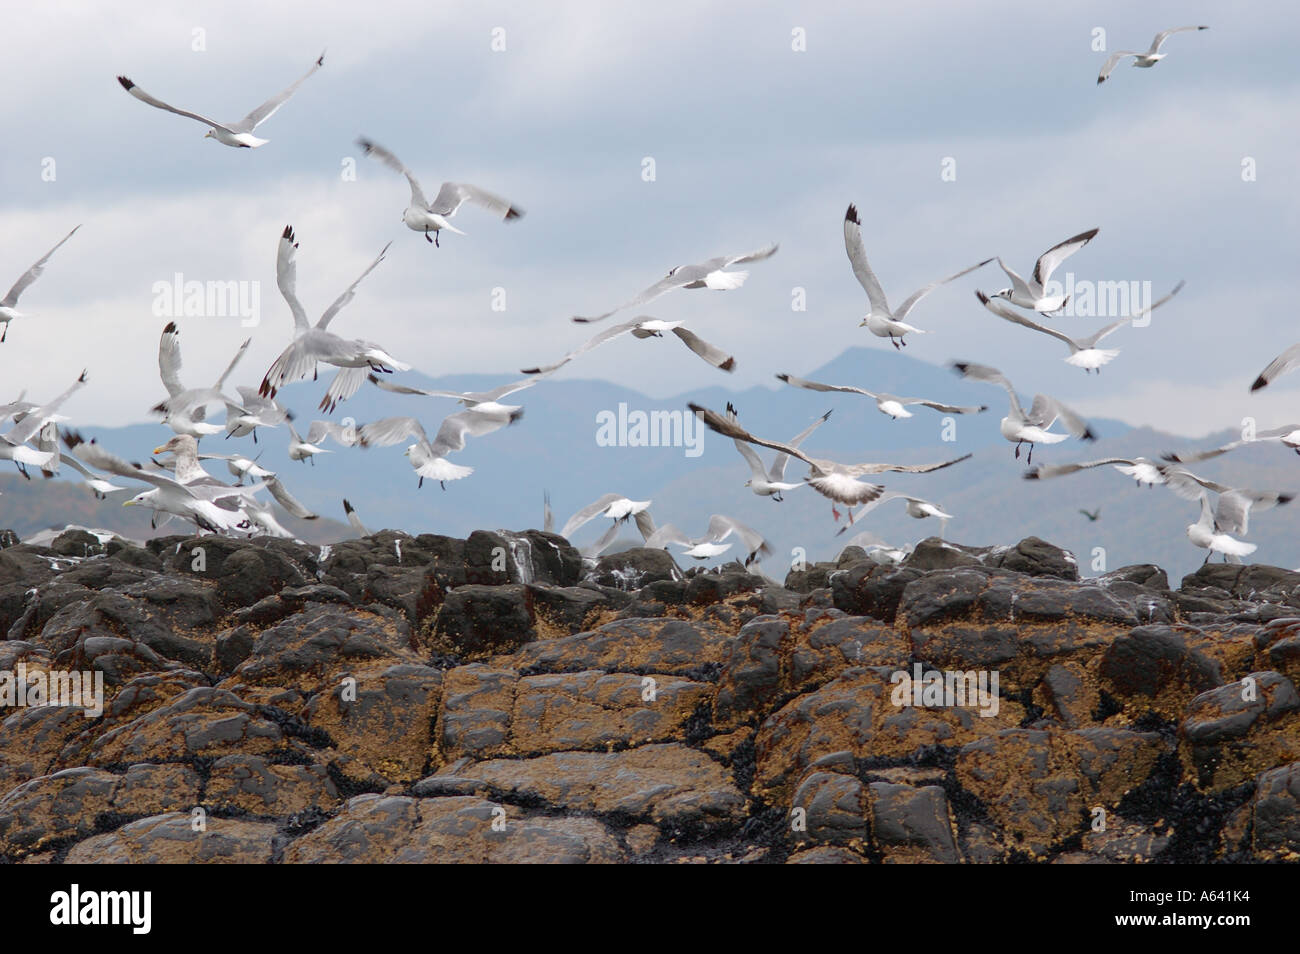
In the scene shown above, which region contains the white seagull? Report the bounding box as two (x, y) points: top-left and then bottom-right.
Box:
(369, 373), (538, 413)
(287, 420), (357, 464)
(572, 244), (778, 324)
(1186, 493), (1256, 565)
(974, 281), (1184, 372)
(0, 225), (80, 343)
(1024, 456), (1166, 487)
(357, 138), (523, 246)
(989, 228), (1099, 313)
(260, 226), (408, 412)
(1097, 27), (1209, 84)
(1, 371), (87, 476)
(645, 514), (771, 566)
(844, 204), (992, 349)
(522, 316), (735, 375)
(358, 406), (523, 489)
(727, 403), (831, 501)
(1164, 424), (1300, 463)
(151, 322), (250, 436)
(560, 494), (654, 540)
(116, 52), (324, 148)
(224, 387), (293, 443)
(950, 362), (1095, 463)
(690, 402), (973, 507)
(838, 492), (954, 532)
(776, 372), (986, 419)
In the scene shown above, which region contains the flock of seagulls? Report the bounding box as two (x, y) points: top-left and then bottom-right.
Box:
(0, 23), (1288, 569)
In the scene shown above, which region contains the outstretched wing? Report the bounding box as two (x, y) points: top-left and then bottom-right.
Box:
(357, 137), (428, 209)
(428, 182), (524, 220)
(1034, 228), (1099, 285)
(893, 258), (994, 320)
(776, 373), (876, 399)
(234, 51), (325, 132)
(1026, 394), (1095, 439)
(1251, 343), (1300, 392)
(2, 225), (80, 307)
(317, 242), (390, 330)
(117, 76), (232, 132)
(670, 326), (735, 371)
(976, 290), (1078, 348)
(843, 204), (890, 314)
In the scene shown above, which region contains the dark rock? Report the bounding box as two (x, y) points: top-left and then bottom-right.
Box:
(588, 547), (681, 590)
(1099, 625), (1223, 699)
(830, 563), (923, 622)
(989, 537), (1079, 580)
(432, 584), (535, 656)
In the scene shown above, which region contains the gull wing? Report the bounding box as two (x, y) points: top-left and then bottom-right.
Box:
(317, 242), (390, 330)
(117, 77), (233, 133)
(276, 226), (311, 332)
(358, 416), (429, 448)
(894, 257), (994, 320)
(2, 225), (80, 307)
(233, 51), (324, 132)
(522, 318), (644, 374)
(357, 138), (428, 208)
(1025, 457), (1137, 479)
(561, 493), (626, 539)
(843, 204), (890, 314)
(343, 499), (369, 536)
(1150, 25), (1209, 54)
(1026, 394), (1095, 439)
(1097, 51), (1140, 83)
(428, 182), (524, 221)
(670, 326), (735, 371)
(770, 409), (833, 481)
(1033, 228), (1098, 286)
(840, 452), (973, 477)
(265, 476), (317, 520)
(976, 290), (1078, 348)
(158, 322), (185, 397)
(776, 373), (876, 399)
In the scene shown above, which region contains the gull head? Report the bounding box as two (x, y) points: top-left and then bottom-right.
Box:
(858, 316), (870, 327)
(743, 479), (752, 488)
(123, 493), (148, 508)
(992, 288), (1012, 300)
(203, 130), (213, 139)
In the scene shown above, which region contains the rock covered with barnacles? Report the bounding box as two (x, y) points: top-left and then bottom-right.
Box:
(0, 527), (1297, 863)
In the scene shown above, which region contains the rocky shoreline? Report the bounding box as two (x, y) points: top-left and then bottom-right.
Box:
(0, 527), (1297, 863)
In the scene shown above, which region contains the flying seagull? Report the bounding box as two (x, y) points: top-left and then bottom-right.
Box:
(1024, 456), (1166, 487)
(1186, 492), (1255, 564)
(729, 404), (831, 501)
(1, 371), (87, 476)
(522, 317), (735, 375)
(572, 243), (778, 324)
(560, 494), (654, 540)
(988, 228), (1099, 313)
(1097, 27), (1209, 84)
(1163, 424), (1300, 462)
(645, 514), (771, 566)
(225, 387), (293, 443)
(1079, 507), (1101, 522)
(357, 137), (523, 246)
(260, 226), (408, 412)
(0, 226), (80, 343)
(1160, 465), (1294, 540)
(974, 281), (1184, 372)
(117, 52), (325, 147)
(836, 492), (954, 532)
(844, 204), (992, 349)
(689, 402), (973, 507)
(776, 372), (985, 419)
(287, 420), (357, 464)
(951, 362), (1095, 463)
(150, 322), (250, 436)
(369, 373), (538, 412)
(358, 406), (523, 489)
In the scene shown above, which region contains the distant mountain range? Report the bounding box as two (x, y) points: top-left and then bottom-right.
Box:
(2, 346), (1297, 583)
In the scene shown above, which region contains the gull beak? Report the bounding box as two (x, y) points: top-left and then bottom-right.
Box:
(122, 500), (135, 507)
(858, 318), (868, 327)
(152, 445), (168, 454)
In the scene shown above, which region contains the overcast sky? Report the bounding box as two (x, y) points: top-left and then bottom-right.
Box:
(2, 0), (1296, 438)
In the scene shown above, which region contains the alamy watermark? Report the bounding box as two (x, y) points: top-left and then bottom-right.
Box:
(1049, 272), (1154, 322)
(889, 663), (1000, 717)
(595, 403), (704, 458)
(1, 664), (104, 717)
(152, 274), (261, 327)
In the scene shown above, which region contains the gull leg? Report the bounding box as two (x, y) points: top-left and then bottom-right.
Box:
(1014, 441), (1022, 459)
(434, 231), (440, 248)
(425, 229), (433, 244)
(418, 476), (423, 489)
(1, 324), (6, 343)
(1027, 443), (1034, 465)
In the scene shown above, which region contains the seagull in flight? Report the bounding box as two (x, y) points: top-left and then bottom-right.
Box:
(150, 322), (250, 437)
(951, 362), (1095, 463)
(523, 317), (735, 375)
(1024, 456), (1166, 487)
(358, 406), (523, 489)
(844, 204), (992, 349)
(974, 281), (1184, 372)
(988, 228), (1099, 313)
(1097, 27), (1209, 84)
(836, 492), (954, 532)
(0, 226), (80, 343)
(728, 403), (831, 501)
(645, 514), (771, 566)
(776, 372), (985, 419)
(572, 244), (778, 324)
(260, 226), (408, 412)
(690, 402), (973, 508)
(117, 52), (324, 148)
(1164, 424), (1300, 462)
(369, 374), (538, 413)
(357, 138), (523, 246)
(1079, 507), (1101, 522)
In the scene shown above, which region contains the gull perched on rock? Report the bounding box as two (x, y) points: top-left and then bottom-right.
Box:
(523, 317), (736, 375)
(988, 229), (1099, 313)
(844, 204), (992, 349)
(689, 402), (973, 507)
(358, 406), (523, 489)
(727, 403), (831, 501)
(116, 52), (324, 147)
(645, 514), (771, 566)
(1097, 27), (1209, 84)
(573, 244), (778, 324)
(776, 372), (985, 419)
(950, 362), (1095, 463)
(151, 322), (250, 436)
(0, 225), (79, 343)
(260, 226), (408, 412)
(974, 282), (1184, 373)
(357, 138), (523, 246)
